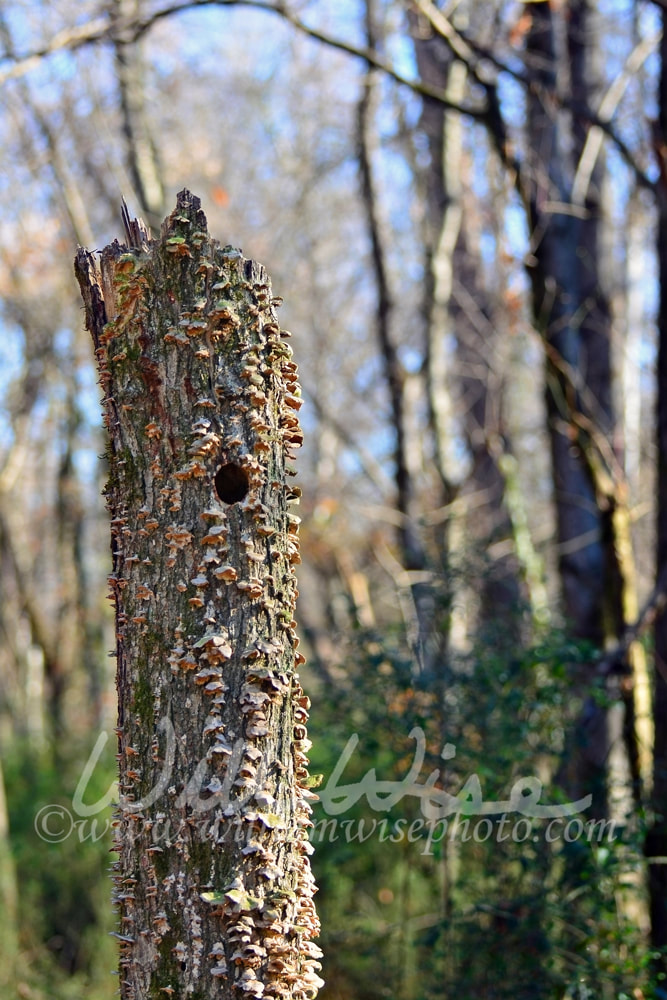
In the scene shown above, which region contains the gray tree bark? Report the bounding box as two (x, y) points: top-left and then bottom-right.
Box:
(525, 0), (645, 818)
(525, 0), (607, 650)
(75, 190), (322, 1000)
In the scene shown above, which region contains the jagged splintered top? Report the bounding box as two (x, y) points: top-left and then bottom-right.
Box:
(121, 188), (209, 250)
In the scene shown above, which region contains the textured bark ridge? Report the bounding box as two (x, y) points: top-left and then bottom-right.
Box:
(75, 190), (322, 1000)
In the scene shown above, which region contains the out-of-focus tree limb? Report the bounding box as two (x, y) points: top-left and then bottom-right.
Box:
(0, 12), (95, 246)
(410, 0), (656, 193)
(0, 0), (655, 193)
(357, 0), (418, 566)
(598, 567), (667, 678)
(0, 3), (496, 120)
(0, 16), (109, 85)
(112, 0), (165, 231)
(304, 390), (393, 496)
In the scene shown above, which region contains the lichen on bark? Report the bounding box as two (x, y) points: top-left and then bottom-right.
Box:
(75, 190), (322, 1000)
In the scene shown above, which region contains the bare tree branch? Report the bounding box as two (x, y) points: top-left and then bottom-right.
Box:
(572, 30), (658, 203)
(357, 0), (426, 584)
(0, 17), (109, 86)
(598, 566), (667, 676)
(0, 2), (487, 116)
(303, 389), (393, 496)
(410, 0), (656, 193)
(141, 0), (487, 115)
(112, 0), (166, 230)
(0, 11), (96, 246)
(0, 0), (654, 194)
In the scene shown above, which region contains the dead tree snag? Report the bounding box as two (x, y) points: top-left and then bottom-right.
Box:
(75, 190), (322, 1000)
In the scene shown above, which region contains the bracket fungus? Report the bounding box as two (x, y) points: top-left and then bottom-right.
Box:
(75, 191), (322, 1000)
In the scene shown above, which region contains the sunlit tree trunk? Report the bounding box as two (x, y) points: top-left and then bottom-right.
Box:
(410, 9), (524, 642)
(647, 11), (667, 971)
(75, 190), (322, 1000)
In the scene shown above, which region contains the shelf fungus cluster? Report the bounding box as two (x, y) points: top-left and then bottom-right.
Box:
(75, 191), (322, 1000)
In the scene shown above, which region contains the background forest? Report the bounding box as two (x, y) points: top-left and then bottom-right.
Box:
(0, 0), (665, 998)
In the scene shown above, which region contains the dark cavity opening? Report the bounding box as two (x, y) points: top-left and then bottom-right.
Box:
(214, 463), (249, 504)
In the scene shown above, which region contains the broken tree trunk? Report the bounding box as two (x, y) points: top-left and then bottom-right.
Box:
(74, 190), (322, 1000)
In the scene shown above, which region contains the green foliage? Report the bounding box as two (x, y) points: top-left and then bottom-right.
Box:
(307, 626), (652, 1000)
(1, 629), (653, 1000)
(3, 735), (117, 1000)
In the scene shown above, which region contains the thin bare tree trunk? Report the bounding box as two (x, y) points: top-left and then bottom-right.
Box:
(647, 10), (667, 972)
(112, 0), (165, 231)
(410, 10), (524, 640)
(75, 190), (322, 1000)
(357, 0), (435, 673)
